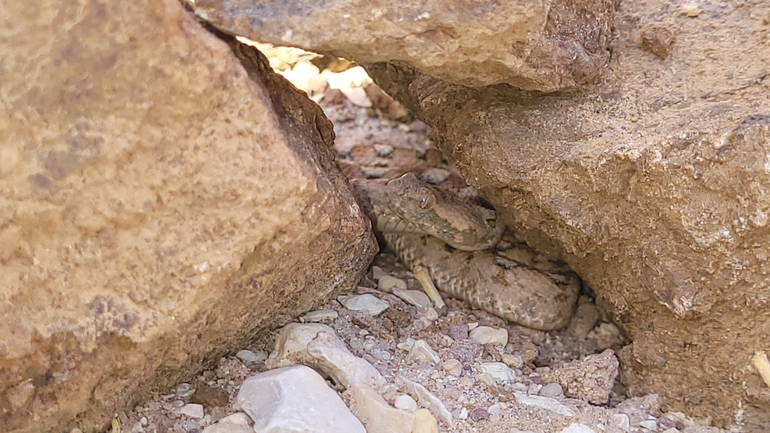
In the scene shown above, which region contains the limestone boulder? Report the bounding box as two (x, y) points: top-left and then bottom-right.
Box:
(0, 1), (376, 432)
(193, 0), (615, 92)
(364, 0), (770, 429)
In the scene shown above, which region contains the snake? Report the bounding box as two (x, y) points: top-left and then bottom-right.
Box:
(352, 172), (579, 331)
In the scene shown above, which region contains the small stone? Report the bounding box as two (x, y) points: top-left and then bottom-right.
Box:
(394, 394), (419, 412)
(371, 266), (386, 280)
(348, 382), (415, 433)
(478, 362), (515, 384)
(179, 403), (204, 419)
(469, 326), (508, 346)
(442, 358), (463, 376)
(420, 168), (452, 184)
(514, 393), (575, 417)
(400, 377), (453, 426)
(202, 422), (254, 433)
(612, 414), (630, 431)
(458, 407), (469, 419)
(661, 429), (680, 433)
(235, 350), (265, 363)
(448, 324), (469, 340)
(412, 409), (439, 433)
(469, 407), (489, 422)
(265, 322), (340, 368)
(218, 412), (252, 426)
(300, 309), (339, 322)
(140, 417), (147, 426)
(176, 383), (194, 398)
(307, 331), (386, 389)
(502, 353), (524, 369)
(345, 87), (373, 107)
(559, 424), (596, 433)
(539, 383), (564, 398)
(393, 289), (432, 309)
(680, 3), (701, 17)
(237, 365), (366, 433)
(378, 275), (407, 292)
(373, 144), (395, 157)
(639, 419), (658, 430)
(407, 339), (441, 364)
(338, 294), (389, 315)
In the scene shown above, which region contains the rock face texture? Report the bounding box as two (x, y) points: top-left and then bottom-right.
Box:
(0, 1), (376, 432)
(194, 0), (615, 92)
(363, 0), (770, 429)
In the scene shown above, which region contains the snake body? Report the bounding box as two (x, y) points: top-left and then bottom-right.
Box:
(354, 173), (579, 331)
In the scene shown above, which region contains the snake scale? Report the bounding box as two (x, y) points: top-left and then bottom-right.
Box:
(353, 172), (579, 331)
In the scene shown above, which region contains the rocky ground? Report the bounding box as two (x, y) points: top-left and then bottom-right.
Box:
(96, 51), (732, 433)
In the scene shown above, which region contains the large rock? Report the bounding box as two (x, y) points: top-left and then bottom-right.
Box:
(0, 1), (376, 432)
(193, 0), (614, 92)
(364, 0), (770, 429)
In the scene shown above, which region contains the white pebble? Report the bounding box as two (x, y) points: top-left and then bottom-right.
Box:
(458, 407), (469, 419)
(639, 420), (658, 430)
(371, 266), (386, 280)
(469, 326), (508, 346)
(502, 353), (524, 369)
(235, 350), (265, 363)
(179, 403), (204, 419)
(539, 383), (563, 398)
(406, 340), (440, 364)
(393, 289), (432, 309)
(478, 362), (515, 384)
(394, 394), (419, 412)
(559, 424), (596, 433)
(300, 309), (338, 322)
(612, 413), (630, 431)
(338, 294), (389, 316)
(378, 275), (407, 292)
(442, 358), (463, 376)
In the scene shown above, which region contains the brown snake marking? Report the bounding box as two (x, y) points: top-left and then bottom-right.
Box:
(353, 172), (579, 331)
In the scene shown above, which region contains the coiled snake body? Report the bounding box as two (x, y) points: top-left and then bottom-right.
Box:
(354, 173), (579, 331)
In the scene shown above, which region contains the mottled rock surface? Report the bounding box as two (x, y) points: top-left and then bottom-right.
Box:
(0, 1), (375, 432)
(194, 0), (614, 91)
(364, 0), (770, 429)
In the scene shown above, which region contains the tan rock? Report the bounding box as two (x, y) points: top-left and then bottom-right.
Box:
(366, 0), (770, 426)
(194, 0), (614, 92)
(0, 1), (376, 432)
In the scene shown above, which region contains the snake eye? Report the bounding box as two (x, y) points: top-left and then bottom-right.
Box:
(419, 190), (436, 209)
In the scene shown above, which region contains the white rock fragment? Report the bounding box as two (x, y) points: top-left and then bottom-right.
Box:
(412, 408), (439, 433)
(539, 383), (564, 398)
(378, 274), (407, 292)
(502, 353), (524, 369)
(394, 394), (419, 412)
(639, 419), (658, 430)
(371, 266), (387, 280)
(300, 309), (338, 322)
(218, 413), (252, 426)
(397, 338), (416, 352)
(202, 422), (254, 433)
(265, 323), (339, 368)
(478, 362), (515, 384)
(514, 393), (575, 417)
(179, 403), (204, 419)
(237, 365), (366, 433)
(559, 424), (596, 433)
(393, 289), (432, 310)
(612, 413), (630, 431)
(442, 358), (463, 377)
(348, 382), (415, 433)
(469, 326), (508, 346)
(400, 377), (453, 426)
(235, 350), (266, 363)
(338, 294), (389, 315)
(307, 331), (386, 389)
(406, 340), (440, 364)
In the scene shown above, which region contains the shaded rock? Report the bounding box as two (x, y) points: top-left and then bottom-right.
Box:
(539, 349), (618, 405)
(400, 377), (453, 427)
(237, 366), (366, 433)
(411, 408), (439, 433)
(347, 382), (415, 433)
(266, 323), (339, 368)
(406, 340), (440, 365)
(194, 0), (614, 91)
(364, 0), (770, 425)
(190, 382), (230, 408)
(306, 331), (387, 390)
(338, 294), (390, 316)
(0, 1), (376, 432)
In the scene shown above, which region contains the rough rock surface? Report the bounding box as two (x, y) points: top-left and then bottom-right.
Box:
(0, 1), (375, 432)
(364, 0), (770, 429)
(193, 0), (615, 92)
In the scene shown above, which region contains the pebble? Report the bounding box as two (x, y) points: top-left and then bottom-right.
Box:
(338, 294), (389, 315)
(202, 412), (258, 433)
(412, 409), (439, 433)
(502, 353), (524, 369)
(401, 377), (453, 426)
(265, 322), (339, 368)
(179, 404), (204, 419)
(394, 394), (419, 412)
(175, 383), (194, 398)
(612, 413), (630, 431)
(406, 339), (441, 364)
(191, 382), (230, 407)
(469, 326), (508, 346)
(300, 309), (338, 322)
(442, 358), (463, 377)
(378, 275), (407, 292)
(234, 350), (265, 363)
(639, 419), (658, 430)
(393, 289), (432, 310)
(539, 383), (564, 398)
(237, 365), (366, 433)
(371, 266), (386, 280)
(478, 362), (515, 384)
(307, 331), (386, 389)
(458, 407), (469, 420)
(348, 382), (415, 433)
(514, 393), (575, 417)
(373, 143), (395, 157)
(448, 324), (469, 340)
(218, 413), (252, 426)
(469, 407), (489, 422)
(560, 424), (596, 433)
